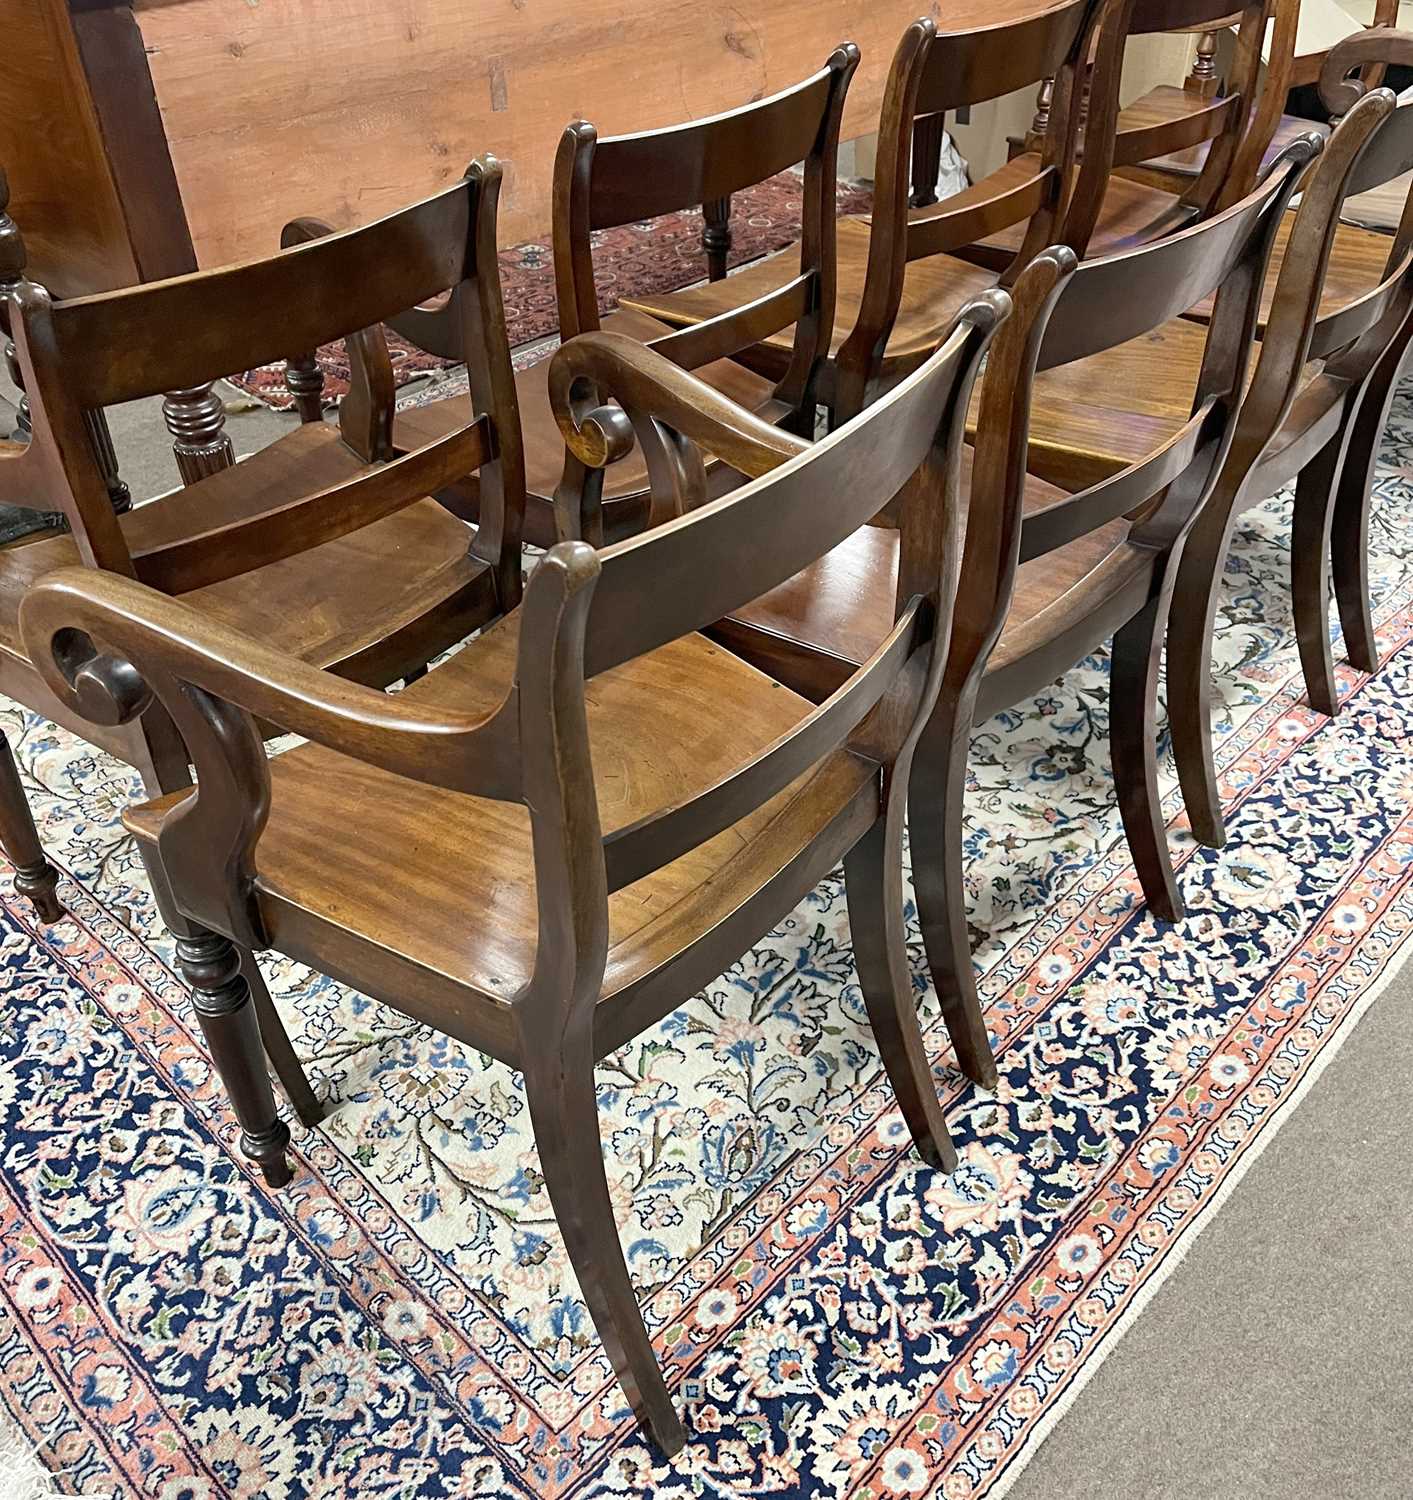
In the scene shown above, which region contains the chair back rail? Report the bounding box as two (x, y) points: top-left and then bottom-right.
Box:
(964, 139), (1314, 682)
(584, 67), (846, 228)
(7, 161), (524, 602)
(916, 0), (1098, 111)
(131, 418), (493, 595)
(1039, 154), (1305, 369)
(47, 181), (473, 410)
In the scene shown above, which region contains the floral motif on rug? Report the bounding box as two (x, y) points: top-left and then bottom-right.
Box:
(224, 174), (872, 412)
(1, 385), (1412, 1498)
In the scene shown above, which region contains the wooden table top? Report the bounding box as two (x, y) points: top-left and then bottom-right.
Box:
(132, 0), (1074, 266)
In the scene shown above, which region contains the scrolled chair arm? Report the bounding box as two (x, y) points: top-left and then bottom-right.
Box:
(1320, 27), (1413, 116)
(549, 331), (810, 484)
(18, 568), (519, 800)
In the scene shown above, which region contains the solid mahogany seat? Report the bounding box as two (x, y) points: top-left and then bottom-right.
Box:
(25, 302), (1004, 1455)
(1181, 204), (1394, 327)
(707, 451), (1143, 704)
(0, 425), (490, 672)
(393, 306), (776, 545)
(127, 621), (875, 1032)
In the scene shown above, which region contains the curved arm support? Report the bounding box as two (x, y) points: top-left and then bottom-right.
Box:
(549, 331), (809, 484)
(19, 569), (521, 801)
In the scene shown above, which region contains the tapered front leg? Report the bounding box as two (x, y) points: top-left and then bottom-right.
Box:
(523, 1043), (685, 1455)
(1166, 504), (1237, 851)
(1329, 338), (1413, 677)
(908, 689), (999, 1090)
(1110, 589), (1184, 923)
(845, 814), (959, 1171)
(239, 946), (326, 1128)
(0, 730), (61, 924)
(176, 927), (293, 1190)
(1290, 428), (1346, 718)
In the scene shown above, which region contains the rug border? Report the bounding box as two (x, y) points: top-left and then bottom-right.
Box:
(980, 906), (1413, 1500)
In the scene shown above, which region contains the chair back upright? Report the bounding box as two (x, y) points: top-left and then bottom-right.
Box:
(3, 161), (526, 610)
(838, 0), (1108, 414)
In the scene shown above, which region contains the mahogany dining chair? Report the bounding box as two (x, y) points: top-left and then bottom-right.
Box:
(974, 0), (1288, 271)
(0, 158), (525, 1124)
(285, 46), (859, 544)
(620, 0), (1115, 424)
(556, 134), (1317, 1083)
(18, 290), (1008, 1454)
(1015, 40), (1413, 848)
(1110, 0), (1398, 197)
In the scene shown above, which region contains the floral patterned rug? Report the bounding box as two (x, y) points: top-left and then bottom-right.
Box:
(1, 374), (1412, 1498)
(225, 174), (872, 411)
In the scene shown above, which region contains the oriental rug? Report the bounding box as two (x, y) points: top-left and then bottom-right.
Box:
(0, 385), (1412, 1498)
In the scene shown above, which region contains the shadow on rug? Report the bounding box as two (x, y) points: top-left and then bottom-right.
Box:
(1, 383), (1412, 1498)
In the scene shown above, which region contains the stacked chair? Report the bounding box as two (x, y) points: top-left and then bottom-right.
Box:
(3, 0), (1409, 1456)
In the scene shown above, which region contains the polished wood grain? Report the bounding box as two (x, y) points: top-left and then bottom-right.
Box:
(122, 0), (1075, 267)
(0, 161), (524, 1136)
(19, 294), (1005, 1455)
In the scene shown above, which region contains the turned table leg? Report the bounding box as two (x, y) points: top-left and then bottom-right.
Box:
(163, 383), (235, 483)
(702, 196), (733, 282)
(284, 351), (326, 424)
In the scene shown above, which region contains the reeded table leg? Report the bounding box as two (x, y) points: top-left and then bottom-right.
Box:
(163, 383), (236, 483)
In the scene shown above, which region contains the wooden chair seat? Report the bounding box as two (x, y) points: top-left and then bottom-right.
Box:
(0, 422), (494, 676)
(709, 449), (1147, 707)
(125, 613), (879, 1048)
(972, 169), (1197, 266)
(393, 305), (777, 544)
(619, 215), (999, 382)
(1185, 207), (1393, 326)
(1019, 312), (1342, 487)
(1116, 85), (1325, 184)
